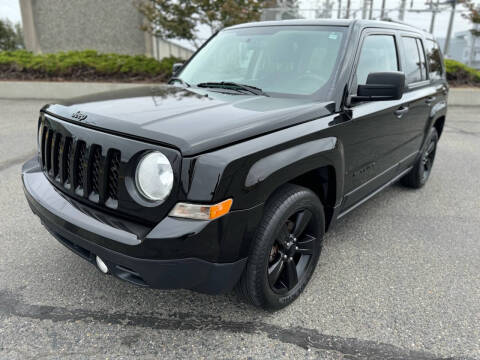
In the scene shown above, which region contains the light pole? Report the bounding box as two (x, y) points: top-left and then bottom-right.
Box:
(362, 0), (368, 18)
(380, 0), (386, 19)
(444, 0), (456, 56)
(399, 0), (406, 20)
(429, 0), (440, 33)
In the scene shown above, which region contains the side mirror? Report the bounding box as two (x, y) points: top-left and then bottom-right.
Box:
(351, 72), (405, 103)
(172, 62), (184, 75)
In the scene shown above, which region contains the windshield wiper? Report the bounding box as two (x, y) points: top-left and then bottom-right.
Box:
(169, 77), (190, 87)
(196, 82), (268, 96)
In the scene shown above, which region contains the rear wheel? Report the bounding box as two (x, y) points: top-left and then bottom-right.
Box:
(401, 127), (439, 189)
(236, 184), (324, 310)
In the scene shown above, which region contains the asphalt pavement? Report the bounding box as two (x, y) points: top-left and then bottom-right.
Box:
(0, 99), (479, 360)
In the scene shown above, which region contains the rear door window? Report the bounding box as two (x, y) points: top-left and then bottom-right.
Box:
(402, 36), (423, 84)
(356, 34), (399, 85)
(416, 39), (427, 80)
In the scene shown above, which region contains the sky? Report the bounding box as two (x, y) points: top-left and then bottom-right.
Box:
(0, 0), (477, 40)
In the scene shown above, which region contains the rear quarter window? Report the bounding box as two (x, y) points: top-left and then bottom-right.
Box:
(425, 39), (444, 80)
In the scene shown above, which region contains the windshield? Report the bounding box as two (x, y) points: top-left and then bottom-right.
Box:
(178, 26), (346, 98)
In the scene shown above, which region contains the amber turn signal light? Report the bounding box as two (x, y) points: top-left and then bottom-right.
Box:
(169, 199), (233, 220)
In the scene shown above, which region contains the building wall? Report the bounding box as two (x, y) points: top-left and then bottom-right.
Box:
(19, 0), (193, 60)
(21, 0), (148, 55)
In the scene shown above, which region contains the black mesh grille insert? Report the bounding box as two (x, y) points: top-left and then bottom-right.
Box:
(91, 146), (102, 194)
(44, 128), (53, 172)
(107, 150), (120, 201)
(63, 137), (73, 185)
(40, 126), (47, 168)
(53, 133), (62, 178)
(76, 141), (87, 191)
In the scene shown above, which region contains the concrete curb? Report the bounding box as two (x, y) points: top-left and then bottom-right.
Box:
(447, 88), (480, 106)
(0, 81), (479, 106)
(0, 81), (150, 100)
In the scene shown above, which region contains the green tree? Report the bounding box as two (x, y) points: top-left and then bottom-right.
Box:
(137, 0), (264, 48)
(461, 0), (480, 36)
(0, 19), (24, 51)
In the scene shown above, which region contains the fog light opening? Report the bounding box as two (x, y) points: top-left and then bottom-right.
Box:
(96, 256), (109, 274)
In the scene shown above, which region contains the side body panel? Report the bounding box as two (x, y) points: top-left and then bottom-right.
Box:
(181, 23), (448, 235)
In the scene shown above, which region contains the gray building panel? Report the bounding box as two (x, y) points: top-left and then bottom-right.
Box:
(20, 0), (193, 60)
(30, 0), (147, 55)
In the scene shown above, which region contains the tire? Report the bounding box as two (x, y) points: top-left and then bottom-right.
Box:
(236, 184), (325, 310)
(401, 127), (439, 189)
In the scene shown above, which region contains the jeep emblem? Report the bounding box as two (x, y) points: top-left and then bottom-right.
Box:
(72, 111), (88, 121)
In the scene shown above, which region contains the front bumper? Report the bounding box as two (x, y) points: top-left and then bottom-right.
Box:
(22, 157), (262, 294)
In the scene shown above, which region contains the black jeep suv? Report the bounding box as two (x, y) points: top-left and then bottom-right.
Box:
(22, 19), (447, 310)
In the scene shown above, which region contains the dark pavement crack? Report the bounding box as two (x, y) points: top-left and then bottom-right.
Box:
(0, 289), (474, 360)
(444, 125), (480, 137)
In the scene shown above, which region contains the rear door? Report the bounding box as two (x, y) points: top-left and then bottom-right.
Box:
(396, 35), (437, 158)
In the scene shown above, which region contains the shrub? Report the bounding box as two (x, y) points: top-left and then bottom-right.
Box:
(445, 59), (480, 86)
(0, 49), (182, 82)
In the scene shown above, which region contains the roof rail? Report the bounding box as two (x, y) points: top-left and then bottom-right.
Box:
(380, 17), (429, 33)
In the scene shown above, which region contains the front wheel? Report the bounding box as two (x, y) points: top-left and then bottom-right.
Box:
(236, 184), (324, 310)
(401, 127), (439, 189)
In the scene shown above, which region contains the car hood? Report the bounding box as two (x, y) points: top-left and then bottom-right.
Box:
(43, 85), (334, 156)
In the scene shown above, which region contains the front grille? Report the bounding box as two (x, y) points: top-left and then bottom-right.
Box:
(38, 113), (180, 225)
(40, 123), (121, 209)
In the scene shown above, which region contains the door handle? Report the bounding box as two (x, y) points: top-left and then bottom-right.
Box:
(394, 106), (409, 118)
(425, 96), (436, 105)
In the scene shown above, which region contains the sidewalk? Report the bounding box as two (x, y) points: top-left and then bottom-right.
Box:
(0, 80), (478, 106)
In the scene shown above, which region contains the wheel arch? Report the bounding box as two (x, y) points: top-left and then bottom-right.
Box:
(433, 115), (445, 138)
(288, 165), (337, 231)
(243, 138), (344, 231)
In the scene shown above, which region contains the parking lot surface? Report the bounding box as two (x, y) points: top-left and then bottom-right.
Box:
(0, 99), (479, 359)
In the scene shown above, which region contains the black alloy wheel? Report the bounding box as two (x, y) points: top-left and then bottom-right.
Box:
(268, 209), (317, 294)
(236, 184), (324, 310)
(421, 137), (437, 182)
(401, 127), (439, 189)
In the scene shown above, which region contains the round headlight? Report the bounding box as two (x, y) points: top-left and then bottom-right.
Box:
(135, 152), (174, 201)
